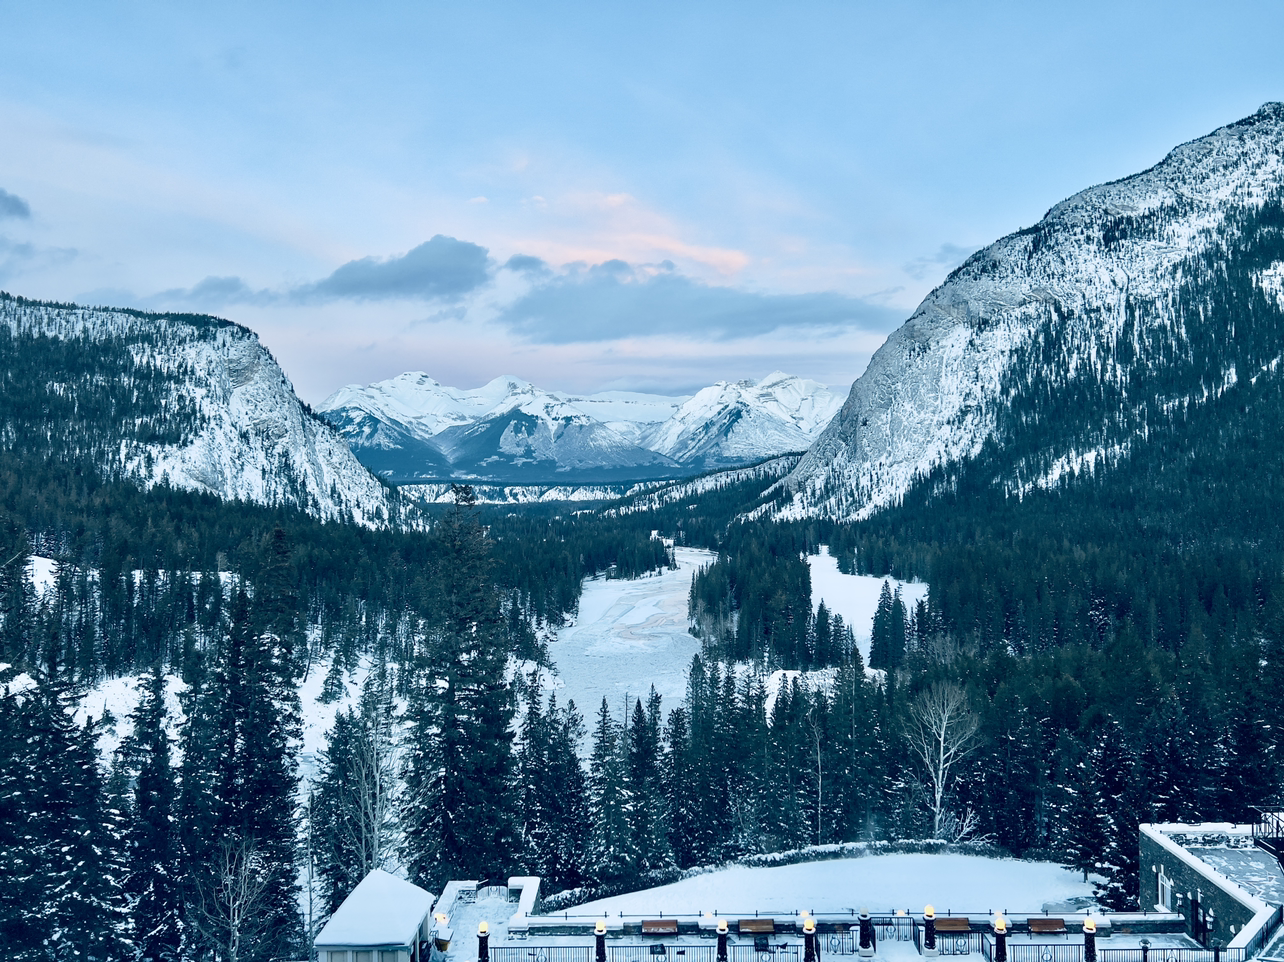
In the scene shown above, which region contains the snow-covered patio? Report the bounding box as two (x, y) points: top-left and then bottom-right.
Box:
(569, 854), (1095, 917)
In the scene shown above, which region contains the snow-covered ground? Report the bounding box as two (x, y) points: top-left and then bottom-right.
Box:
(571, 854), (1094, 916)
(547, 546), (716, 724)
(808, 547), (928, 661)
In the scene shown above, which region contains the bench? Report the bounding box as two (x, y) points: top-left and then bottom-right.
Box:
(933, 918), (971, 933)
(643, 920), (680, 936)
(1029, 919), (1067, 936)
(738, 919), (775, 935)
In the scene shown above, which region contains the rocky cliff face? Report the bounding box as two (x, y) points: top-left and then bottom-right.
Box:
(0, 296), (398, 526)
(783, 103), (1284, 521)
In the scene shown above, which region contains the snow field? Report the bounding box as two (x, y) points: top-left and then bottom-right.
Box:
(570, 854), (1095, 917)
(546, 546), (928, 735)
(807, 548), (928, 662)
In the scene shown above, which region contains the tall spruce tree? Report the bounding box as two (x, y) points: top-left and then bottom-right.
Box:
(180, 586), (302, 962)
(125, 664), (182, 962)
(586, 697), (636, 884)
(401, 487), (516, 891)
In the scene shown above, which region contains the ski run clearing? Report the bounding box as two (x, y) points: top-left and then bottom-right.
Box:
(570, 853), (1095, 916)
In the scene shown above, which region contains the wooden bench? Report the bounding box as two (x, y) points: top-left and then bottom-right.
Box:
(1029, 919), (1067, 936)
(934, 918), (971, 933)
(642, 920), (679, 936)
(738, 919), (775, 935)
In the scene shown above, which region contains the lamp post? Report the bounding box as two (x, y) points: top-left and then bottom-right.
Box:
(717, 919), (729, 962)
(478, 921), (490, 962)
(1082, 918), (1096, 962)
(923, 906), (938, 958)
(858, 909), (875, 958)
(804, 916), (819, 962)
(993, 914), (1008, 962)
(596, 919), (608, 962)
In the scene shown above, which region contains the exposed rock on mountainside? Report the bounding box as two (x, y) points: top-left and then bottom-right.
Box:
(0, 295), (397, 526)
(783, 103), (1284, 521)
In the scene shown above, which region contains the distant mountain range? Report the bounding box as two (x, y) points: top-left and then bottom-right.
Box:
(318, 371), (842, 484)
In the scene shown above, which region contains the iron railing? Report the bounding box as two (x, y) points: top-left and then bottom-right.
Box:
(975, 942), (1245, 962)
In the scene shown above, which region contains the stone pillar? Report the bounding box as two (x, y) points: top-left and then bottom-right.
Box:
(858, 909), (875, 958)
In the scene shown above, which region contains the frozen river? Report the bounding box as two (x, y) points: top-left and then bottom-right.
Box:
(546, 545), (715, 724)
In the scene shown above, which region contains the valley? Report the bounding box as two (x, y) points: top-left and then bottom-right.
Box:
(7, 101), (1284, 962)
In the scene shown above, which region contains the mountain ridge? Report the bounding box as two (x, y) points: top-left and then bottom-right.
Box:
(319, 370), (841, 484)
(0, 293), (400, 527)
(782, 102), (1284, 521)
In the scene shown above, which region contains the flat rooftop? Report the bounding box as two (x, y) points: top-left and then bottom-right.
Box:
(1159, 827), (1284, 906)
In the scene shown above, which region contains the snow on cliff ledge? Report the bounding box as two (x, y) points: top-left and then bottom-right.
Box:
(1, 299), (396, 527)
(783, 103), (1284, 522)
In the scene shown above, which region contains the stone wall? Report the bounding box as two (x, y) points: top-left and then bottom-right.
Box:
(1139, 827), (1259, 946)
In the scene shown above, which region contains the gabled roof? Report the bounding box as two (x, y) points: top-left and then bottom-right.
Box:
(315, 869), (436, 948)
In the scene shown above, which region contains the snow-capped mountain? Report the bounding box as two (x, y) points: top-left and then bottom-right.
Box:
(782, 103), (1284, 521)
(320, 371), (840, 483)
(0, 295), (398, 526)
(643, 372), (842, 470)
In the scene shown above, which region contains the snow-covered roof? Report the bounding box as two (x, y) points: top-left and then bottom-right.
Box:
(315, 870), (436, 948)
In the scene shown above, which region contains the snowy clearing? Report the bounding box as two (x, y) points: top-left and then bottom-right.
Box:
(571, 854), (1095, 916)
(547, 546), (716, 722)
(808, 547), (928, 661)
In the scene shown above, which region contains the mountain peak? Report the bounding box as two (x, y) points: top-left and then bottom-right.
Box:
(783, 104), (1284, 522)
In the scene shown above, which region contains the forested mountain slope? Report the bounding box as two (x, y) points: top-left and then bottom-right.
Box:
(0, 294), (396, 526)
(785, 102), (1284, 520)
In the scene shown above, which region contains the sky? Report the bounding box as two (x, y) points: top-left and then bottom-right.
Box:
(2, 2), (1284, 404)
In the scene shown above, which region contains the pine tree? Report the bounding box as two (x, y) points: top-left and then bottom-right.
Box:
(869, 581), (895, 670)
(314, 664), (400, 912)
(0, 525), (34, 668)
(628, 688), (674, 873)
(586, 698), (636, 884)
(401, 488), (516, 891)
(125, 664), (182, 962)
(180, 586), (303, 962)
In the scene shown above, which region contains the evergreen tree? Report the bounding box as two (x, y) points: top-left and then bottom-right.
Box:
(586, 697), (636, 884)
(125, 664), (182, 962)
(628, 688), (674, 872)
(401, 488), (516, 891)
(180, 587), (303, 962)
(869, 581), (895, 670)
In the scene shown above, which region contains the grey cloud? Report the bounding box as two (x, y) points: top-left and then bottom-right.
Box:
(146, 275), (276, 309)
(904, 243), (976, 280)
(0, 235), (76, 281)
(498, 260), (903, 344)
(0, 189), (31, 221)
(301, 234), (491, 301)
(503, 254), (551, 275)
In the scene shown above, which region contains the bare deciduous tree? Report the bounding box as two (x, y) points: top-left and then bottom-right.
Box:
(192, 838), (271, 962)
(904, 681), (980, 839)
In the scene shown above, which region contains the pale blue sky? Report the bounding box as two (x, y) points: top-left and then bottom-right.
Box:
(1, 1), (1282, 401)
